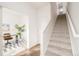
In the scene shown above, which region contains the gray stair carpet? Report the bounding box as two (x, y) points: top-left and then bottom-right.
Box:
(45, 15), (72, 56)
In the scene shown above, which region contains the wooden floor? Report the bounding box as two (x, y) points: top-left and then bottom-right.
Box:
(16, 44), (40, 56)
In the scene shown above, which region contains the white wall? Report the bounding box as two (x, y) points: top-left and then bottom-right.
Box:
(66, 2), (79, 56)
(38, 2), (57, 55)
(0, 3), (39, 49)
(3, 7), (27, 39)
(2, 7), (30, 49)
(20, 16), (29, 49)
(62, 2), (67, 14)
(0, 3), (39, 55)
(0, 3), (34, 16)
(0, 2), (57, 56)
(2, 7), (22, 34)
(37, 3), (51, 55)
(0, 6), (3, 56)
(67, 3), (79, 34)
(37, 3), (51, 32)
(51, 2), (57, 22)
(66, 12), (79, 56)
(0, 6), (2, 26)
(29, 6), (39, 48)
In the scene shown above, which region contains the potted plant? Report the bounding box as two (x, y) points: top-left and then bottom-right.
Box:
(15, 24), (25, 39)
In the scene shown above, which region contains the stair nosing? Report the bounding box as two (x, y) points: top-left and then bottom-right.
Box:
(47, 46), (72, 56)
(48, 41), (72, 50)
(49, 39), (71, 45)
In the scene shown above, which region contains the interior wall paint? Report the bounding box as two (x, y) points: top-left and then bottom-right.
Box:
(51, 2), (57, 22)
(0, 7), (2, 27)
(19, 16), (29, 49)
(0, 2), (33, 15)
(0, 2), (39, 49)
(37, 3), (51, 32)
(29, 6), (39, 48)
(37, 2), (57, 55)
(66, 11), (79, 56)
(37, 3), (51, 55)
(2, 7), (30, 50)
(67, 3), (79, 55)
(0, 6), (3, 56)
(43, 2), (57, 55)
(67, 2), (79, 34)
(2, 7), (23, 34)
(62, 2), (67, 14)
(0, 3), (58, 55)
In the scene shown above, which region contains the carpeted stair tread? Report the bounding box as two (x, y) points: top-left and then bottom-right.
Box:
(45, 15), (72, 56)
(46, 45), (72, 56)
(48, 40), (71, 50)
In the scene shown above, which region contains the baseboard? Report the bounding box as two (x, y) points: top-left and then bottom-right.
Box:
(42, 15), (57, 55)
(30, 44), (40, 50)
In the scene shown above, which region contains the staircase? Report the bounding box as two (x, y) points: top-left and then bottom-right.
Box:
(45, 15), (72, 56)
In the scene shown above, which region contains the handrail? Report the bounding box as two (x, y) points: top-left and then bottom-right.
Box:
(66, 11), (79, 37)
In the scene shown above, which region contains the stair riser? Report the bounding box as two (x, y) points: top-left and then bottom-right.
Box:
(45, 15), (72, 56)
(49, 42), (71, 49)
(48, 44), (72, 51)
(50, 39), (71, 45)
(47, 47), (72, 56)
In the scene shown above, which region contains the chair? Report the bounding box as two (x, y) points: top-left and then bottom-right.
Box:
(3, 33), (13, 48)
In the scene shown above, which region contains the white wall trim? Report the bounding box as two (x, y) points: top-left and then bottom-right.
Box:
(66, 11), (79, 56)
(40, 32), (44, 56)
(40, 15), (57, 56)
(26, 18), (30, 49)
(66, 11), (79, 38)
